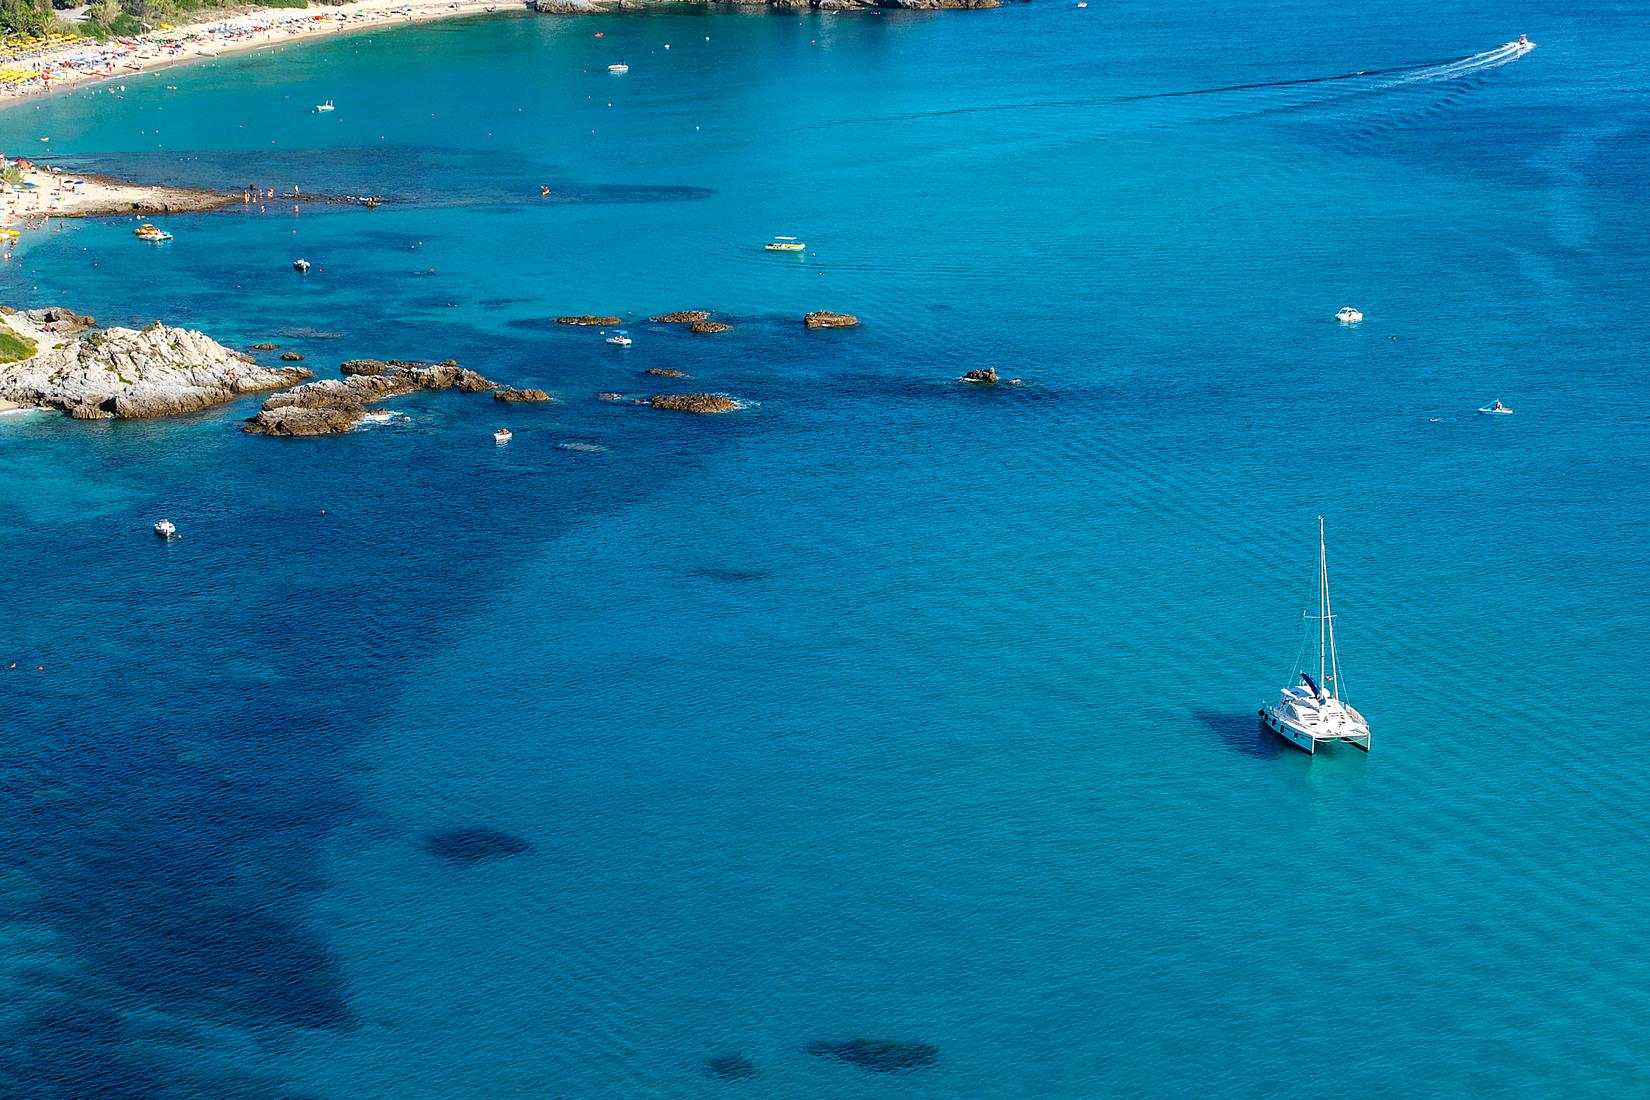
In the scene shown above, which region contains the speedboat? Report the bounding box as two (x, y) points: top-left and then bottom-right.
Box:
(1510, 34), (1535, 52)
(1259, 517), (1371, 754)
(315, 100), (335, 112)
(1478, 400), (1513, 415)
(608, 62), (629, 73)
(1336, 306), (1363, 324)
(494, 428), (513, 444)
(292, 258), (311, 272)
(765, 236), (806, 252)
(605, 330), (632, 347)
(153, 519), (178, 540)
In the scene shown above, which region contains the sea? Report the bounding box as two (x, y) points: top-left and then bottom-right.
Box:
(2, 1), (1649, 1095)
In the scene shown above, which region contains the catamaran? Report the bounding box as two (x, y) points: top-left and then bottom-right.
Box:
(1259, 518), (1371, 754)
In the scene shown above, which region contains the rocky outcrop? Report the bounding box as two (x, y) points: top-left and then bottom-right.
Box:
(645, 368), (687, 378)
(555, 315), (621, 326)
(804, 310), (859, 329)
(650, 393), (740, 414)
(280, 352), (306, 362)
(961, 367), (997, 383)
(650, 310), (711, 324)
(249, 342), (280, 351)
(245, 359), (498, 435)
(597, 392), (624, 402)
(494, 387), (552, 402)
(690, 320), (732, 334)
(0, 311), (311, 420)
(14, 306), (96, 335)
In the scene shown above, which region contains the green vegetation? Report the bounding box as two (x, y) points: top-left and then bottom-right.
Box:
(0, 325), (39, 365)
(0, 0), (53, 37)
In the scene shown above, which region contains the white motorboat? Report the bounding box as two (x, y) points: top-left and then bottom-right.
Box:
(1510, 33), (1535, 53)
(494, 428), (513, 444)
(1336, 306), (1363, 324)
(765, 236), (806, 252)
(1478, 400), (1513, 416)
(605, 330), (632, 347)
(293, 258), (311, 272)
(608, 62), (629, 74)
(314, 100), (335, 112)
(1259, 517), (1371, 755)
(153, 519), (179, 540)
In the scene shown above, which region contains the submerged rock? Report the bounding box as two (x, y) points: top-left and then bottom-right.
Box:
(555, 315), (621, 326)
(651, 310), (711, 324)
(494, 387), (553, 403)
(960, 367), (998, 384)
(690, 320), (732, 334)
(424, 827), (532, 866)
(649, 393), (740, 414)
(804, 310), (859, 329)
(806, 1039), (938, 1073)
(704, 1053), (758, 1080)
(249, 342), (280, 351)
(597, 392), (625, 402)
(0, 310), (311, 420)
(645, 368), (687, 378)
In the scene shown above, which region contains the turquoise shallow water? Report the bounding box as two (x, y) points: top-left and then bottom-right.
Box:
(3, 3), (1650, 1096)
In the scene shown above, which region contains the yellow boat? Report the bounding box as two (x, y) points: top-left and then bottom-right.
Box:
(134, 224), (173, 242)
(764, 236), (805, 252)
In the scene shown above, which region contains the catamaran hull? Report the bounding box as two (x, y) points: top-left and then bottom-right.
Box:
(1258, 709), (1370, 754)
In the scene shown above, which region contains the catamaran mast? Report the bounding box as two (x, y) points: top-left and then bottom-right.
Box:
(1320, 516), (1341, 702)
(1317, 516), (1327, 695)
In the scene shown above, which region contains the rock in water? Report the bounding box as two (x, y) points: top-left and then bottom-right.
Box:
(645, 368), (687, 378)
(423, 827), (532, 866)
(804, 310), (859, 329)
(0, 310), (311, 420)
(494, 387), (553, 403)
(806, 1040), (938, 1073)
(650, 310), (711, 324)
(704, 1053), (758, 1080)
(555, 315), (622, 326)
(649, 393), (740, 414)
(597, 392), (625, 402)
(690, 320), (732, 334)
(960, 367), (998, 384)
(245, 359), (502, 435)
(280, 352), (306, 362)
(249, 342), (281, 351)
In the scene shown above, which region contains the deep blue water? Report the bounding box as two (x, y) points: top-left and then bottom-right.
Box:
(3, 2), (1649, 1096)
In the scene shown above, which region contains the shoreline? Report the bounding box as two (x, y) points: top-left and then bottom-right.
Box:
(0, 0), (509, 111)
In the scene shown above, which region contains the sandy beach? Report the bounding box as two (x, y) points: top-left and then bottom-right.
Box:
(0, 0), (512, 235)
(2, 0), (508, 107)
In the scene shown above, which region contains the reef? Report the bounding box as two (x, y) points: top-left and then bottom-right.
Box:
(494, 387), (553, 402)
(806, 1039), (939, 1072)
(704, 1053), (758, 1080)
(645, 368), (688, 378)
(555, 315), (622, 326)
(690, 320), (733, 334)
(649, 393), (740, 413)
(423, 827), (533, 866)
(244, 359), (498, 436)
(650, 310), (711, 324)
(804, 310), (859, 329)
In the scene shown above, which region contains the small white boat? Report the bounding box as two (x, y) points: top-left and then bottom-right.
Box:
(314, 100), (335, 112)
(608, 62), (629, 74)
(1336, 306), (1363, 324)
(765, 236), (806, 252)
(1510, 33), (1535, 53)
(292, 258), (310, 272)
(1259, 517), (1371, 755)
(1478, 400), (1513, 416)
(494, 428), (513, 444)
(153, 519), (178, 540)
(605, 330), (632, 347)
